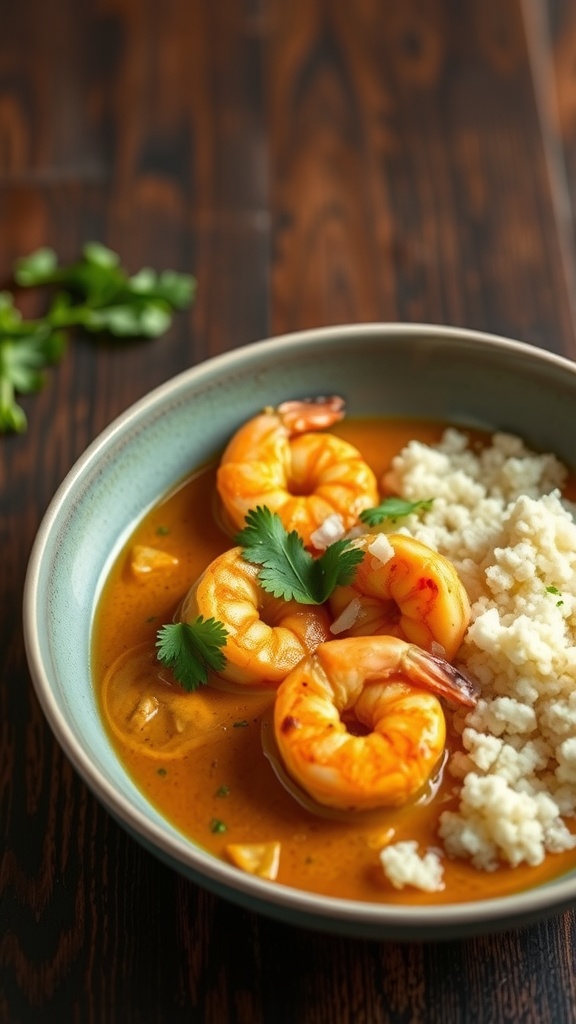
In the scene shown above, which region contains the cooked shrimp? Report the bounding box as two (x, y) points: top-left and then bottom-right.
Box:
(216, 396), (379, 548)
(180, 546), (332, 688)
(274, 635), (478, 810)
(328, 533), (470, 660)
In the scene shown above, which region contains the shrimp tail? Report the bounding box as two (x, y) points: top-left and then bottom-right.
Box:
(402, 644), (478, 707)
(276, 396), (346, 434)
(316, 636), (478, 709)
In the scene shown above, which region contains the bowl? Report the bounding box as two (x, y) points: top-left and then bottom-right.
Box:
(23, 322), (576, 940)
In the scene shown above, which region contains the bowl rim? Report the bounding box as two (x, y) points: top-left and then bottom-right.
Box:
(22, 321), (576, 938)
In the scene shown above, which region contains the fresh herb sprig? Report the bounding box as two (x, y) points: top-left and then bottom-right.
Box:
(236, 505), (364, 604)
(0, 292), (67, 432)
(156, 506), (365, 691)
(1, 242), (196, 433)
(156, 617), (228, 692)
(360, 496), (434, 527)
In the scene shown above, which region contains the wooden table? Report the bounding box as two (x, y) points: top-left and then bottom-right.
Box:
(3, 1), (576, 1020)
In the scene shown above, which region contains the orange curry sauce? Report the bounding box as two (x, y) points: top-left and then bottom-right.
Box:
(92, 419), (576, 905)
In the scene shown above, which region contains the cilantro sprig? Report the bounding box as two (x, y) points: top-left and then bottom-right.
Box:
(156, 617), (228, 692)
(236, 505), (364, 604)
(1, 242), (196, 433)
(156, 507), (367, 692)
(0, 292), (66, 432)
(360, 496), (434, 527)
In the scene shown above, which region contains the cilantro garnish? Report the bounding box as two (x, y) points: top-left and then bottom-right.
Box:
(0, 293), (66, 432)
(236, 505), (364, 605)
(1, 243), (195, 433)
(210, 818), (227, 834)
(156, 617), (228, 692)
(360, 496), (434, 527)
(156, 508), (364, 693)
(546, 585), (564, 606)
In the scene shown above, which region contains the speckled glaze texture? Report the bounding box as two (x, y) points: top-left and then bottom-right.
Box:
(22, 323), (576, 940)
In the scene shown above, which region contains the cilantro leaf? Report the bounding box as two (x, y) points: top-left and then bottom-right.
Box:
(236, 506), (364, 604)
(12, 247), (59, 285)
(129, 267), (195, 309)
(360, 496), (434, 527)
(1, 244), (196, 433)
(0, 292), (67, 432)
(15, 242), (196, 338)
(156, 618), (228, 692)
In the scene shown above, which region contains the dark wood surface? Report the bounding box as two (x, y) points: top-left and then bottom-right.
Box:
(2, 1), (576, 1020)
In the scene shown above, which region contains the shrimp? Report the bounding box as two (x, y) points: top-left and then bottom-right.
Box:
(273, 635), (478, 811)
(216, 396), (379, 548)
(180, 546), (332, 688)
(328, 533), (470, 661)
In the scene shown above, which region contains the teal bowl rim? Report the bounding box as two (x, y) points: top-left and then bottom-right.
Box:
(22, 322), (576, 940)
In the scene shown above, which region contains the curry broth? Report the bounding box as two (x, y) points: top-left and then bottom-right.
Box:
(92, 418), (576, 904)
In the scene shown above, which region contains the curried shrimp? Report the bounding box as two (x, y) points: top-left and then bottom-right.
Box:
(216, 396), (379, 548)
(273, 635), (478, 811)
(328, 533), (470, 661)
(180, 546), (332, 688)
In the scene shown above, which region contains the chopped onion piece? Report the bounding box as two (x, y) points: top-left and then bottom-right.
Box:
(129, 695), (159, 728)
(226, 842), (281, 880)
(330, 597), (362, 635)
(130, 544), (179, 576)
(309, 513), (346, 550)
(367, 534), (394, 565)
(431, 640), (447, 658)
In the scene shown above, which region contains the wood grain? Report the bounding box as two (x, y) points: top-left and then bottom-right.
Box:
(2, 0), (576, 1021)
(266, 0), (576, 353)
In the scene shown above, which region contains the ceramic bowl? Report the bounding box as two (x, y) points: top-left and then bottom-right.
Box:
(23, 323), (576, 940)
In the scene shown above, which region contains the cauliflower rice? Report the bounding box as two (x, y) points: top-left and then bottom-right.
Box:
(378, 428), (576, 890)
